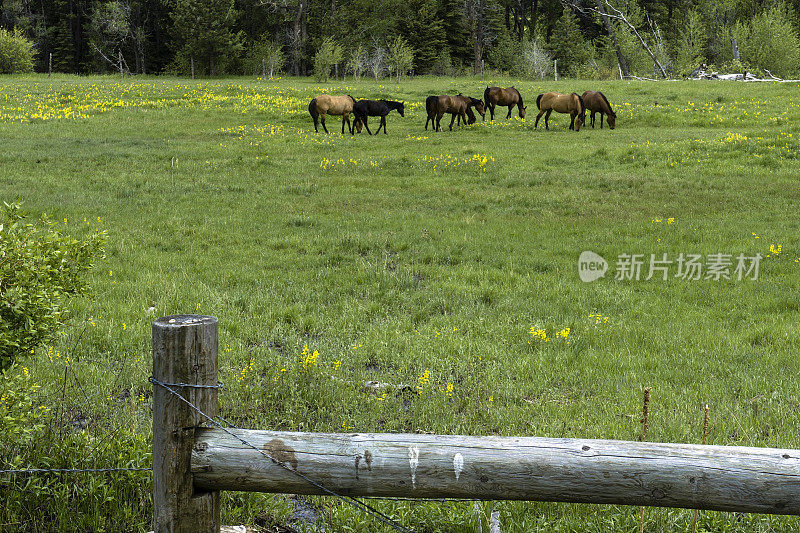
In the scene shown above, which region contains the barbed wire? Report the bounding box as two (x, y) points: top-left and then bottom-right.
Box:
(150, 376), (416, 533)
(0, 467), (151, 475)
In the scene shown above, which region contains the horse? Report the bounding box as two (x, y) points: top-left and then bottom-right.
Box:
(581, 91), (616, 129)
(308, 94), (362, 134)
(425, 95), (438, 130)
(534, 92), (585, 131)
(352, 99), (405, 135)
(430, 94), (486, 131)
(483, 86), (526, 120)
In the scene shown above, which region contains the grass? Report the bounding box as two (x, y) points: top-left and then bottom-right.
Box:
(1, 73), (799, 532)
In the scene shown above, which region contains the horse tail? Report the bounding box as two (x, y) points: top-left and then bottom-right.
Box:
(308, 98), (319, 128)
(484, 86), (491, 104)
(599, 91), (615, 117)
(574, 93), (586, 119)
(536, 93), (543, 110)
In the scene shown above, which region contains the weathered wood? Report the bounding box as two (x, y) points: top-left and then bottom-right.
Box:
(153, 315), (220, 533)
(192, 429), (800, 515)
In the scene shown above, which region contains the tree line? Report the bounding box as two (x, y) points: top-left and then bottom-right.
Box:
(1, 0), (799, 78)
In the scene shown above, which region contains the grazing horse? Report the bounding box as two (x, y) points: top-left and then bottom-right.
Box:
(308, 94), (362, 134)
(353, 99), (405, 135)
(425, 94), (485, 130)
(484, 86), (526, 120)
(425, 95), (438, 130)
(431, 94), (486, 131)
(581, 91), (616, 129)
(534, 92), (585, 131)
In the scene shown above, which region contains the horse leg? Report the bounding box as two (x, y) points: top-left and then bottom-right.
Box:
(590, 111), (596, 128)
(321, 112), (329, 134)
(342, 113), (349, 135)
(436, 111), (445, 132)
(600, 114), (604, 129)
(506, 105), (512, 119)
(362, 116), (372, 135)
(534, 110), (544, 128)
(545, 110), (552, 129)
(380, 115), (387, 134)
(449, 113), (456, 131)
(570, 113), (575, 131)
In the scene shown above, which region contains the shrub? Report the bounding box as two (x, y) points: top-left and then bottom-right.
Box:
(246, 37), (285, 78)
(672, 9), (706, 77)
(0, 202), (106, 370)
(386, 36), (414, 82)
(313, 37), (343, 81)
(0, 28), (35, 74)
(346, 44), (368, 80)
(368, 44), (386, 80)
(731, 4), (800, 78)
(519, 38), (552, 79)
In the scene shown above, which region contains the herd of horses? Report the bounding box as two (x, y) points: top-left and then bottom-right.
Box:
(307, 87), (616, 135)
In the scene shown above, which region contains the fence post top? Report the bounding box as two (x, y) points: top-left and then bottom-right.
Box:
(153, 315), (218, 328)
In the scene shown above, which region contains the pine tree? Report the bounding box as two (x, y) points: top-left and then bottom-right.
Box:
(400, 0), (445, 73)
(170, 0), (243, 75)
(546, 6), (588, 76)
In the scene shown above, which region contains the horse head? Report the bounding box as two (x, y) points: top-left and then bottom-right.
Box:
(471, 98), (486, 120)
(607, 112), (616, 129)
(519, 105), (527, 118)
(397, 101), (405, 117)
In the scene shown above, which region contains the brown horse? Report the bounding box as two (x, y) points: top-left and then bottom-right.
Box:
(308, 94), (362, 134)
(484, 86), (526, 120)
(429, 94), (486, 131)
(534, 92), (585, 131)
(581, 91), (616, 129)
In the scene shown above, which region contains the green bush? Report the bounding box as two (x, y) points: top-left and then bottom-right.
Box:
(0, 202), (106, 370)
(246, 36), (286, 78)
(672, 9), (707, 77)
(0, 28), (35, 74)
(731, 4), (800, 78)
(313, 37), (343, 82)
(386, 36), (414, 82)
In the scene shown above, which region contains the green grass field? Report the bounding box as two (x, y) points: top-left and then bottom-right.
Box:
(1, 74), (799, 532)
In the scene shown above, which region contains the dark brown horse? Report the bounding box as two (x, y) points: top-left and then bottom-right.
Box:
(581, 91), (616, 129)
(534, 92), (585, 131)
(428, 94), (486, 131)
(484, 86), (526, 120)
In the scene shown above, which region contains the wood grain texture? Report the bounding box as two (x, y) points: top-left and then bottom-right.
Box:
(192, 429), (800, 515)
(153, 315), (220, 533)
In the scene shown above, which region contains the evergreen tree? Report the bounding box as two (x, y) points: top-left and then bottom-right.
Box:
(400, 0), (445, 73)
(546, 6), (588, 76)
(170, 0), (243, 75)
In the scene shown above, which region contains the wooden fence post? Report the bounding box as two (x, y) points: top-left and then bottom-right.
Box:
(153, 315), (220, 533)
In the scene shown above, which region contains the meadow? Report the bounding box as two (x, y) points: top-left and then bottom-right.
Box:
(1, 73), (799, 532)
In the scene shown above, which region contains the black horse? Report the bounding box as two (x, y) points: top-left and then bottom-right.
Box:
(353, 99), (405, 135)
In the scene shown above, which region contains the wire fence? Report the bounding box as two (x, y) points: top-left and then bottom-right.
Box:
(2, 371), (418, 533)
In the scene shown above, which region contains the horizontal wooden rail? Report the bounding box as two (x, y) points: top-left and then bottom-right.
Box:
(192, 428), (800, 515)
